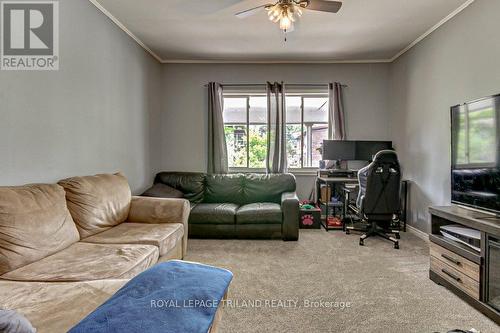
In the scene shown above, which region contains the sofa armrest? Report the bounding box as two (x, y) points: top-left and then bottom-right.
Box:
(127, 196), (190, 257)
(281, 192), (299, 241)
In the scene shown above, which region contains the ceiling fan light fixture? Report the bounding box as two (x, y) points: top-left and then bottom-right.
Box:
(266, 4), (279, 18)
(265, 1), (304, 33)
(236, 0), (343, 34)
(279, 15), (292, 30)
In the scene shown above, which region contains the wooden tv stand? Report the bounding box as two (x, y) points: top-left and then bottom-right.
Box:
(429, 205), (500, 324)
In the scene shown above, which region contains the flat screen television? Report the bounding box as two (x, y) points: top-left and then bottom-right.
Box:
(451, 93), (500, 215)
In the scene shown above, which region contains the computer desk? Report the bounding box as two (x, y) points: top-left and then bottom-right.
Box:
(316, 176), (358, 231)
(316, 176), (410, 232)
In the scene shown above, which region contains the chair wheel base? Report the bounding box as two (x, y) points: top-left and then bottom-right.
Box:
(395, 233), (401, 239)
(359, 239), (364, 246)
(394, 242), (399, 249)
(346, 229), (350, 235)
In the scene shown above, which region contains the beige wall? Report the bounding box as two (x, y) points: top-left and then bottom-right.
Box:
(159, 63), (391, 198)
(0, 0), (162, 193)
(389, 0), (500, 232)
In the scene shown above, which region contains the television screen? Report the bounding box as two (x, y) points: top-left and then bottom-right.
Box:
(451, 94), (500, 214)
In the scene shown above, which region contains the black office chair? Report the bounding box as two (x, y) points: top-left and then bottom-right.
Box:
(346, 150), (402, 249)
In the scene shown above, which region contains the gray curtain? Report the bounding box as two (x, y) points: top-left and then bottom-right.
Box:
(266, 82), (287, 173)
(207, 82), (228, 174)
(328, 82), (346, 140)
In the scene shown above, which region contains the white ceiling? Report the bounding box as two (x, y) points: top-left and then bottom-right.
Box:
(91, 0), (473, 62)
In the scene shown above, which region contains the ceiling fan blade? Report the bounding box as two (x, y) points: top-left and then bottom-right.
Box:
(235, 4), (269, 18)
(305, 0), (342, 13)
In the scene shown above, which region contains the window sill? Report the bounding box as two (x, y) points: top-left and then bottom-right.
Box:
(289, 169), (318, 176)
(228, 168), (266, 174)
(228, 168), (318, 176)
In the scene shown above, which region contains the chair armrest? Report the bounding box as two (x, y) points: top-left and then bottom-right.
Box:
(281, 192), (299, 241)
(127, 196), (190, 257)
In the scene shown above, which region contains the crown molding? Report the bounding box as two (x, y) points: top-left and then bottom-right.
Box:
(389, 0), (475, 62)
(88, 0), (162, 63)
(160, 59), (393, 64)
(89, 0), (475, 65)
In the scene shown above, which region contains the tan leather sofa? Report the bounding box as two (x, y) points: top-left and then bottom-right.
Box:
(0, 173), (190, 332)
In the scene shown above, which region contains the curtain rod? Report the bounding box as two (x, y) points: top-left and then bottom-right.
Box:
(203, 83), (348, 88)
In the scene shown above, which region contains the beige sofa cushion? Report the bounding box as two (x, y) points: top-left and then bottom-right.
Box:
(82, 222), (184, 256)
(0, 242), (158, 282)
(0, 279), (128, 333)
(58, 173), (131, 238)
(0, 184), (80, 275)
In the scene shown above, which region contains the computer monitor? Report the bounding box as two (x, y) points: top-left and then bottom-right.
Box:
(322, 140), (393, 161)
(322, 140), (356, 161)
(355, 141), (393, 161)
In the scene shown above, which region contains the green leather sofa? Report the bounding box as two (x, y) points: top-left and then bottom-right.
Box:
(153, 172), (299, 241)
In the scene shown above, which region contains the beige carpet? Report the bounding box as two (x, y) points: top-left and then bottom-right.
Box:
(185, 229), (498, 333)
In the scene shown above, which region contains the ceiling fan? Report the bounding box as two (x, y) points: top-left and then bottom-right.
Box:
(235, 0), (342, 33)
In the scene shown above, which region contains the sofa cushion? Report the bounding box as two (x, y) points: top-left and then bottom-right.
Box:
(82, 223), (184, 256)
(236, 203), (282, 224)
(204, 174), (245, 204)
(154, 172), (205, 203)
(0, 184), (80, 275)
(58, 173), (131, 238)
(203, 173), (296, 205)
(244, 174), (296, 204)
(190, 203), (238, 225)
(141, 183), (184, 199)
(0, 280), (128, 333)
(0, 242), (158, 282)
(154, 173), (297, 206)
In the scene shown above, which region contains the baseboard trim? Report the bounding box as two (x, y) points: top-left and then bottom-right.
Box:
(407, 225), (429, 242)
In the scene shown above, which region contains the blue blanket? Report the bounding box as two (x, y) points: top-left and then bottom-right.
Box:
(69, 261), (233, 333)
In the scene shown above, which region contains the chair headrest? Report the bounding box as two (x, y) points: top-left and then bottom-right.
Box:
(373, 150), (399, 164)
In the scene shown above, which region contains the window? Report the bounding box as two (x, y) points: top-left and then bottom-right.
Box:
(223, 89), (329, 170)
(286, 93), (329, 168)
(223, 95), (268, 169)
